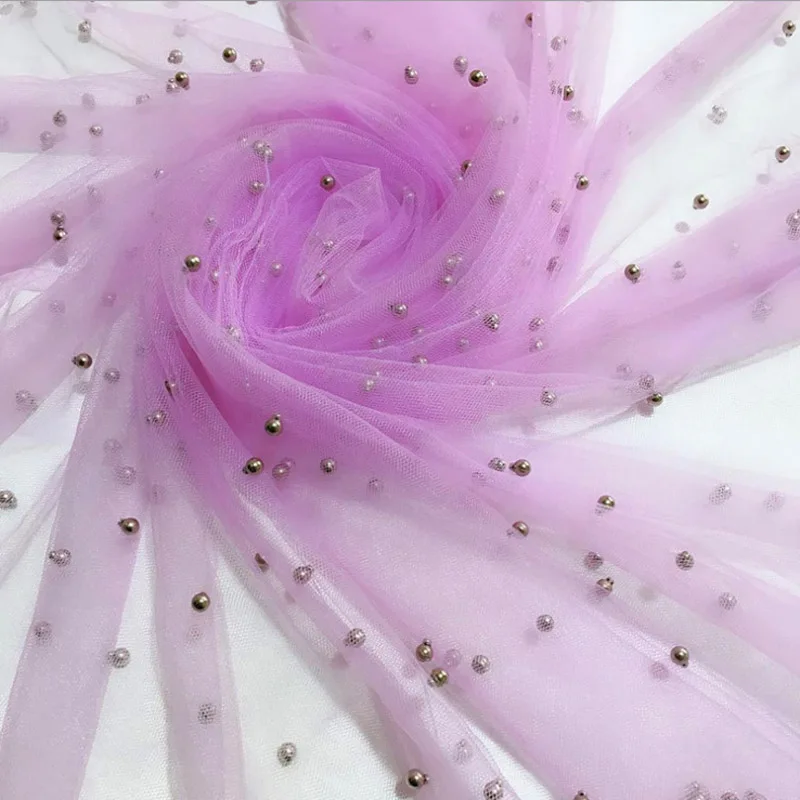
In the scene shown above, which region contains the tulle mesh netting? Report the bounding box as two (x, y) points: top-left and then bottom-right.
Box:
(1, 1), (800, 799)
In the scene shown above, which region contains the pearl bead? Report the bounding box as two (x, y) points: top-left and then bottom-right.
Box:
(540, 389), (557, 407)
(390, 302), (408, 318)
(191, 592), (211, 611)
(584, 552), (603, 570)
(249, 180), (265, 194)
(429, 667), (448, 687)
(108, 647), (130, 668)
(184, 254), (201, 272)
(483, 312), (500, 331)
(489, 188), (506, 205)
(415, 640), (433, 661)
(596, 577), (614, 593)
(468, 69), (488, 87)
(510, 520), (529, 537)
(406, 769), (428, 789)
(250, 58), (265, 72)
(693, 193), (709, 210)
(50, 210), (66, 226)
(77, 19), (92, 41)
(118, 517), (140, 535)
(624, 263), (642, 283)
(345, 628), (366, 647)
(72, 352), (93, 369)
(146, 410), (167, 426)
(551, 36), (565, 51)
(174, 71), (190, 89)
(719, 592), (737, 610)
(53, 227), (68, 242)
(675, 551), (695, 570)
(562, 84), (575, 101)
(264, 414), (282, 435)
(167, 48), (183, 64)
(243, 457), (264, 475)
(89, 124), (103, 137)
(575, 174), (589, 190)
(293, 565), (313, 584)
(776, 145), (791, 162)
(510, 459), (531, 477)
(254, 553), (268, 571)
(320, 174), (336, 191)
(320, 457), (336, 474)
(708, 104), (727, 124)
(404, 66), (419, 84)
(471, 654), (490, 674)
(253, 140), (274, 161)
(0, 489), (17, 510)
(525, 12), (533, 27)
(453, 56), (468, 75)
(536, 614), (554, 632)
(52, 110), (67, 127)
(222, 46), (237, 63)
(484, 779), (504, 800)
(670, 645), (690, 667)
(272, 461), (291, 480)
(597, 494), (615, 511)
(488, 458), (507, 472)
(48, 548), (71, 567)
(783, 19), (796, 37)
(277, 743), (297, 766)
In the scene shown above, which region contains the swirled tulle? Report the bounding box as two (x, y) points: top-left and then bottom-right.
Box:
(1, 2), (800, 799)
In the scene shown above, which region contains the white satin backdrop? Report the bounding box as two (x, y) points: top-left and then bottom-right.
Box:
(1, 3), (799, 799)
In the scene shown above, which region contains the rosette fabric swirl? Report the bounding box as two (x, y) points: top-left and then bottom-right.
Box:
(1, 2), (800, 800)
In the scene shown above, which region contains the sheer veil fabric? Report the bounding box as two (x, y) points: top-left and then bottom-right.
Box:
(0, 2), (800, 799)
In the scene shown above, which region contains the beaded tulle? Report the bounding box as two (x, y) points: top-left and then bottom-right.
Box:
(1, 2), (800, 799)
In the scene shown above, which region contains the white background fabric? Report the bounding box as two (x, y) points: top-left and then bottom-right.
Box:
(1, 2), (799, 798)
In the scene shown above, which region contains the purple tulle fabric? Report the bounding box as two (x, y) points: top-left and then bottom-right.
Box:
(1, 1), (800, 799)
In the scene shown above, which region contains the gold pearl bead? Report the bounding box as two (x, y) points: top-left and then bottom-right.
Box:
(118, 517), (140, 535)
(184, 254), (201, 272)
(647, 392), (664, 406)
(53, 227), (68, 242)
(320, 174), (336, 191)
(406, 769), (429, 789)
(597, 494), (615, 510)
(264, 414), (282, 435)
(562, 84), (575, 101)
(783, 19), (796, 37)
(174, 71), (190, 89)
(222, 46), (237, 63)
(511, 520), (529, 537)
(429, 667), (448, 687)
(693, 193), (709, 210)
(596, 577), (614, 593)
(775, 145), (791, 163)
(510, 459), (531, 477)
(468, 69), (488, 87)
(72, 352), (93, 369)
(320, 458), (336, 474)
(624, 263), (641, 283)
(191, 591), (210, 612)
(575, 174), (590, 191)
(670, 645), (690, 667)
(243, 457), (264, 475)
(415, 640), (433, 662)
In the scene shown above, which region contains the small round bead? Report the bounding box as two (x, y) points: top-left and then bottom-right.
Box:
(33, 621), (52, 642)
(676, 550), (695, 570)
(775, 145), (791, 162)
(249, 180), (265, 194)
(344, 628), (366, 647)
(624, 263), (641, 282)
(293, 565), (313, 584)
(72, 352), (93, 369)
(254, 553), (269, 571)
(670, 645), (690, 667)
(453, 55), (468, 75)
(0, 489), (18, 510)
(53, 227), (68, 242)
(483, 312), (500, 331)
(536, 614), (554, 632)
(489, 188), (506, 205)
(184, 254), (201, 272)
(89, 124), (103, 137)
(710, 483), (733, 504)
(269, 261), (282, 276)
(597, 494), (615, 510)
(468, 69), (488, 87)
(118, 517), (140, 535)
(718, 592), (738, 610)
(525, 12), (533, 27)
(40, 131), (55, 151)
(693, 193), (709, 210)
(174, 71), (190, 89)
(429, 667), (448, 687)
(541, 389), (557, 406)
(596, 577), (614, 593)
(264, 414), (282, 435)
(647, 392), (664, 406)
(390, 302), (408, 318)
(250, 58), (265, 72)
(102, 367), (120, 383)
(108, 647), (130, 668)
(167, 48), (183, 64)
(320, 174), (336, 191)
(574, 794), (590, 800)
(52, 110), (67, 127)
(575, 174), (589, 190)
(415, 640), (433, 662)
(50, 210), (66, 226)
(404, 66), (419, 84)
(146, 410), (166, 426)
(49, 548), (72, 567)
(77, 19), (92, 40)
(510, 459), (531, 477)
(551, 36), (565, 51)
(114, 465), (137, 485)
(406, 769), (429, 789)
(320, 457), (336, 474)
(243, 457), (264, 475)
(253, 141), (273, 163)
(510, 520), (529, 537)
(272, 461), (291, 480)
(191, 592), (210, 611)
(783, 19), (796, 37)
(584, 552), (603, 570)
(222, 46), (238, 63)
(562, 85), (575, 101)
(484, 779), (504, 800)
(471, 654), (490, 674)
(277, 743), (297, 766)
